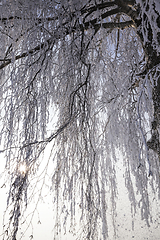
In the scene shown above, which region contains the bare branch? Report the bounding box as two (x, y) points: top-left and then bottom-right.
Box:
(0, 38), (54, 69)
(101, 20), (135, 29)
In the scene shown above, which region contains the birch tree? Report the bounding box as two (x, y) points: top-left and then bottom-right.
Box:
(0, 0), (160, 239)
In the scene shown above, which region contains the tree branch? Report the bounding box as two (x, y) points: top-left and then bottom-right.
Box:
(0, 2), (118, 24)
(0, 5), (134, 70)
(81, 1), (117, 15)
(0, 38), (54, 69)
(101, 20), (135, 29)
(82, 7), (121, 28)
(115, 0), (138, 20)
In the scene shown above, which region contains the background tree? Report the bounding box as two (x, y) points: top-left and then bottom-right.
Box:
(0, 0), (160, 239)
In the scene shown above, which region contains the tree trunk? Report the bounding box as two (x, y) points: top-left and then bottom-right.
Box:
(134, 0), (160, 154)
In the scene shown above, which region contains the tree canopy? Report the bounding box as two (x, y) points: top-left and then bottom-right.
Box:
(0, 0), (160, 239)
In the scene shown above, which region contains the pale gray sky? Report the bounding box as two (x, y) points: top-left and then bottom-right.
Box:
(0, 150), (160, 240)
